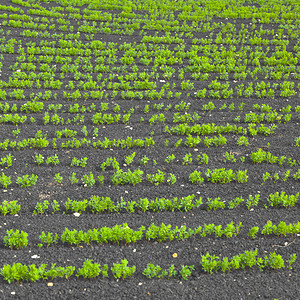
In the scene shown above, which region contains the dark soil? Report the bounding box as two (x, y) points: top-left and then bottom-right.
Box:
(0, 0), (299, 299)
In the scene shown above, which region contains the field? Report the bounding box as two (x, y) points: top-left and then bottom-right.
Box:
(0, 0), (300, 298)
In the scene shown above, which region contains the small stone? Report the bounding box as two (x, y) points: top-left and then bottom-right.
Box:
(138, 282), (142, 286)
(47, 282), (53, 287)
(11, 292), (16, 295)
(31, 255), (40, 259)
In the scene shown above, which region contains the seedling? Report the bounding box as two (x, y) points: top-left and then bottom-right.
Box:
(111, 259), (136, 279)
(4, 229), (28, 250)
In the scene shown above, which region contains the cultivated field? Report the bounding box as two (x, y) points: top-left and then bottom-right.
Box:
(0, 0), (299, 299)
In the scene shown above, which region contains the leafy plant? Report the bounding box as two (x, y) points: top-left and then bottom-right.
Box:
(3, 229), (28, 250)
(16, 174), (38, 188)
(111, 259), (136, 279)
(0, 172), (12, 189)
(54, 173), (63, 184)
(180, 265), (194, 280)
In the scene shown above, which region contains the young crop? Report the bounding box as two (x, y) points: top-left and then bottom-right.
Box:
(246, 194), (260, 210)
(165, 154), (175, 163)
(167, 173), (177, 185)
(33, 200), (49, 215)
(111, 259), (136, 280)
(0, 200), (20, 216)
(3, 229), (28, 250)
(182, 153), (192, 165)
(223, 152), (236, 163)
(146, 170), (166, 185)
(125, 152), (136, 166)
(69, 172), (79, 184)
(76, 259), (108, 279)
(140, 155), (149, 165)
(196, 153), (209, 164)
(248, 226), (260, 239)
(189, 170), (204, 185)
(111, 169), (143, 186)
(54, 173), (63, 184)
(16, 174), (38, 188)
(228, 196), (244, 209)
(205, 168), (235, 184)
(206, 197), (225, 211)
(0, 172), (12, 189)
(265, 191), (299, 208)
(46, 154), (60, 166)
(71, 157), (88, 167)
(38, 232), (58, 248)
(81, 172), (95, 187)
(34, 154), (44, 165)
(180, 265), (194, 280)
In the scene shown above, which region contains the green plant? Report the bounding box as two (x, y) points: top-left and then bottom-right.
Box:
(266, 191), (299, 208)
(206, 197), (225, 211)
(180, 265), (194, 280)
(167, 173), (177, 185)
(228, 196), (244, 209)
(38, 232), (58, 248)
(182, 153), (192, 165)
(189, 170), (204, 185)
(69, 172), (79, 184)
(16, 174), (38, 188)
(143, 263), (163, 279)
(81, 172), (95, 187)
(246, 194), (260, 210)
(76, 259), (106, 279)
(54, 173), (63, 184)
(33, 200), (49, 215)
(165, 154), (175, 163)
(34, 154), (44, 165)
(125, 152), (136, 166)
(0, 172), (12, 188)
(45, 154), (60, 166)
(3, 229), (28, 250)
(248, 226), (259, 239)
(111, 259), (136, 279)
(288, 254), (297, 270)
(140, 155), (149, 165)
(223, 152), (236, 163)
(197, 153), (209, 164)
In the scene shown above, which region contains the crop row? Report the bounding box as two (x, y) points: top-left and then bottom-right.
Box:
(1, 99), (300, 116)
(1, 249), (297, 284)
(0, 191), (297, 216)
(3, 220), (300, 250)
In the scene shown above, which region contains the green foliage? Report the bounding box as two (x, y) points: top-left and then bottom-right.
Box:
(189, 170), (204, 185)
(246, 194), (260, 210)
(111, 259), (136, 279)
(206, 197), (225, 211)
(248, 226), (259, 239)
(266, 191), (299, 208)
(180, 265), (194, 280)
(54, 173), (63, 184)
(76, 259), (107, 279)
(81, 172), (95, 187)
(0, 200), (20, 215)
(111, 168), (143, 186)
(147, 169), (166, 185)
(3, 229), (28, 250)
(16, 174), (38, 188)
(0, 172), (12, 189)
(38, 232), (58, 248)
